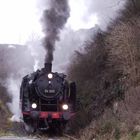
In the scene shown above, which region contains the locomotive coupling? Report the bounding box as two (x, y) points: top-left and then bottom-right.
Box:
(30, 111), (40, 120)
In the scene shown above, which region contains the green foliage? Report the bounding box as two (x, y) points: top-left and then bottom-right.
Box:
(131, 130), (139, 138)
(114, 127), (121, 140)
(0, 84), (11, 131)
(129, 133), (140, 140)
(134, 133), (140, 140)
(100, 121), (113, 134)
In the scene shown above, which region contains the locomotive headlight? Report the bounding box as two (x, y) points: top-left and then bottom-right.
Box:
(31, 103), (37, 109)
(48, 73), (53, 79)
(62, 104), (69, 110)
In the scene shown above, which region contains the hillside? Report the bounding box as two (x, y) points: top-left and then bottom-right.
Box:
(67, 0), (140, 139)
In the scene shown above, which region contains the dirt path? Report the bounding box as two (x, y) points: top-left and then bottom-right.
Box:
(0, 136), (71, 140)
(0, 136), (38, 140)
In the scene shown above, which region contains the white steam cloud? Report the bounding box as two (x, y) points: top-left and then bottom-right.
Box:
(6, 77), (21, 122)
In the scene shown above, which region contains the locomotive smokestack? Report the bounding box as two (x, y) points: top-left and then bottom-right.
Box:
(44, 63), (52, 73)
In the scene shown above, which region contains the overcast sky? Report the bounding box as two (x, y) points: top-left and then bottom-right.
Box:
(0, 0), (126, 43)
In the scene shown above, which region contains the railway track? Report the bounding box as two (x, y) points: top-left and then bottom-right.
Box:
(0, 134), (78, 140)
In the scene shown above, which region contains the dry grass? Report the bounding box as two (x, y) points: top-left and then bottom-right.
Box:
(79, 87), (140, 140)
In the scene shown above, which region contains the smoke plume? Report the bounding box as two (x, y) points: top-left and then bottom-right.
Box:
(42, 0), (70, 63)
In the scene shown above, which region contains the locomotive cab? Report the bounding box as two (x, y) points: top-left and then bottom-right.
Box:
(20, 63), (76, 133)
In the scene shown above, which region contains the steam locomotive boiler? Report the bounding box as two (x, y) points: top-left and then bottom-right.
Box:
(20, 63), (76, 133)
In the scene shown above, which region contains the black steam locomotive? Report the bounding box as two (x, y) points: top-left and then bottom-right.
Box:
(20, 63), (76, 133)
